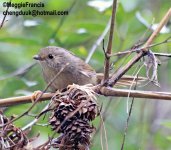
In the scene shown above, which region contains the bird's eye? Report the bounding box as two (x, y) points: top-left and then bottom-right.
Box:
(48, 54), (53, 59)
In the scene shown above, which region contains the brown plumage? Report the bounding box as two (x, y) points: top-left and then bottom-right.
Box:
(33, 46), (146, 91)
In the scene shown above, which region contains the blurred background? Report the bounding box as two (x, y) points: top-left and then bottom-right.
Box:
(0, 0), (171, 149)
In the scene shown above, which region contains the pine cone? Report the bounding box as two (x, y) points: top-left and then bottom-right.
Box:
(52, 119), (94, 150)
(49, 84), (98, 149)
(0, 111), (29, 150)
(49, 84), (98, 133)
(65, 119), (94, 145)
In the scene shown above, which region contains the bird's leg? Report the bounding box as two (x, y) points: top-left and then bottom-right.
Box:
(31, 90), (43, 103)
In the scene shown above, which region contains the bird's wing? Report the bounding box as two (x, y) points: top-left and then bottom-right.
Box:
(96, 73), (147, 87)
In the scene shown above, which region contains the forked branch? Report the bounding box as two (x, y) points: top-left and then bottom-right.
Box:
(108, 8), (171, 86)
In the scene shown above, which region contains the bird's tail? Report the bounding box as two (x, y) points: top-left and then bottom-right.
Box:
(96, 73), (147, 87)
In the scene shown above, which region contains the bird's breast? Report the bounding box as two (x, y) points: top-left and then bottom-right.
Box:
(42, 64), (96, 91)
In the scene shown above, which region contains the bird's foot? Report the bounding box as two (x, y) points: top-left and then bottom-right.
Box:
(31, 90), (42, 103)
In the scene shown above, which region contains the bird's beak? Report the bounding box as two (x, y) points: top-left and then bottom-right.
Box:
(33, 55), (42, 61)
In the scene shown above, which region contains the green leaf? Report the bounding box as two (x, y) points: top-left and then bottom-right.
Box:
(0, 37), (41, 45)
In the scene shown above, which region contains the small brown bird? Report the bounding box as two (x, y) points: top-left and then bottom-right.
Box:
(33, 46), (145, 92)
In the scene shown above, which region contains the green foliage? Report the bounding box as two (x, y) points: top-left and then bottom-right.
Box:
(0, 0), (171, 149)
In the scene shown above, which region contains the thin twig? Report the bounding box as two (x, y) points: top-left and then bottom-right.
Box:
(110, 37), (171, 57)
(0, 0), (11, 29)
(102, 39), (108, 59)
(153, 52), (171, 57)
(120, 98), (135, 150)
(100, 111), (108, 150)
(126, 64), (144, 113)
(108, 8), (171, 86)
(103, 0), (118, 82)
(22, 103), (51, 131)
(85, 19), (111, 63)
(0, 63), (69, 127)
(121, 76), (138, 150)
(143, 9), (171, 49)
(148, 37), (171, 48)
(93, 98), (113, 139)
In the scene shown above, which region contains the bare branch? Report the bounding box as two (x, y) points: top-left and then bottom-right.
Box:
(143, 8), (171, 49)
(2, 87), (171, 108)
(0, 93), (53, 107)
(103, 0), (118, 82)
(154, 52), (171, 57)
(108, 8), (171, 86)
(110, 36), (171, 58)
(98, 87), (171, 100)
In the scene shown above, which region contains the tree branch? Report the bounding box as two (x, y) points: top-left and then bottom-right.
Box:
(98, 87), (171, 100)
(110, 36), (171, 58)
(0, 93), (53, 107)
(103, 0), (118, 81)
(143, 8), (171, 49)
(108, 8), (171, 86)
(1, 88), (171, 107)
